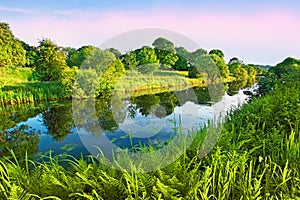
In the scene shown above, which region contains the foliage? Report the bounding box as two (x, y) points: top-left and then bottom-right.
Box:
(209, 54), (230, 78)
(81, 48), (116, 73)
(121, 51), (139, 70)
(135, 46), (159, 66)
(107, 48), (122, 58)
(0, 23), (27, 68)
(228, 62), (248, 79)
(72, 69), (99, 99)
(258, 57), (300, 96)
(173, 47), (189, 71)
(188, 55), (220, 81)
(66, 45), (96, 68)
(269, 57), (300, 78)
(0, 125), (39, 165)
(35, 39), (68, 81)
(152, 37), (178, 68)
(98, 59), (126, 96)
(209, 49), (224, 58)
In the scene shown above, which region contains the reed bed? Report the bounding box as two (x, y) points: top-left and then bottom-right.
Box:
(0, 82), (70, 106)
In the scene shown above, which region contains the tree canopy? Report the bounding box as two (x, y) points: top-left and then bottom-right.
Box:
(0, 22), (27, 68)
(35, 39), (67, 81)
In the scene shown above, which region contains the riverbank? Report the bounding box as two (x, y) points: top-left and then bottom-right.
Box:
(0, 70), (299, 199)
(0, 69), (236, 106)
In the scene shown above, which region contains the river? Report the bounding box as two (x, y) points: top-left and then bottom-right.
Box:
(0, 80), (257, 163)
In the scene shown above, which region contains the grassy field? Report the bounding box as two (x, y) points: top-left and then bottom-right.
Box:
(0, 67), (33, 85)
(0, 71), (299, 199)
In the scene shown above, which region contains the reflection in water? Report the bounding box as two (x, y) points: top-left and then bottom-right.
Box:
(226, 79), (255, 96)
(0, 83), (256, 162)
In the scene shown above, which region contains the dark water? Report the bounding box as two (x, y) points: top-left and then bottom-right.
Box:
(0, 80), (257, 162)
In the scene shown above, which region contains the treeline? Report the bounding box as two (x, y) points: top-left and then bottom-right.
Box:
(0, 22), (280, 103)
(0, 22), (261, 77)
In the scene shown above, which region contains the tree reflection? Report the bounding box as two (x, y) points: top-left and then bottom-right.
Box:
(227, 79), (255, 96)
(42, 101), (74, 141)
(0, 125), (39, 165)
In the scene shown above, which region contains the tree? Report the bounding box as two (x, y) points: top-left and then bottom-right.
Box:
(190, 48), (207, 61)
(209, 49), (224, 59)
(269, 57), (300, 78)
(228, 62), (248, 79)
(98, 59), (126, 96)
(228, 57), (242, 65)
(107, 48), (122, 58)
(152, 37), (178, 68)
(82, 48), (116, 74)
(20, 40), (38, 67)
(174, 47), (189, 70)
(152, 37), (176, 53)
(66, 45), (97, 68)
(188, 55), (220, 81)
(42, 104), (74, 141)
(209, 54), (230, 78)
(136, 46), (158, 64)
(122, 51), (139, 70)
(35, 39), (67, 81)
(0, 22), (27, 68)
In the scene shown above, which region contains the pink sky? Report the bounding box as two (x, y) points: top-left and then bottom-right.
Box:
(4, 8), (300, 65)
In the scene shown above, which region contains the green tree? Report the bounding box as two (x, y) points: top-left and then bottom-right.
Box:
(174, 47), (190, 71)
(270, 57), (300, 78)
(209, 49), (224, 58)
(20, 41), (38, 67)
(66, 45), (97, 68)
(0, 23), (27, 68)
(152, 38), (178, 68)
(152, 37), (176, 53)
(190, 48), (207, 60)
(228, 57), (242, 65)
(42, 103), (74, 141)
(188, 55), (220, 81)
(107, 48), (122, 58)
(209, 54), (230, 78)
(122, 51), (139, 70)
(82, 48), (116, 74)
(228, 62), (248, 79)
(135, 47), (159, 73)
(73, 68), (99, 99)
(98, 59), (126, 96)
(35, 39), (67, 81)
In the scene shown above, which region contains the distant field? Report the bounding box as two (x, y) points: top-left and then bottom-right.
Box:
(0, 67), (33, 86)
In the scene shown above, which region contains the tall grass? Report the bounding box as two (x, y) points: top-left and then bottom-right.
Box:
(0, 82), (70, 106)
(0, 72), (299, 199)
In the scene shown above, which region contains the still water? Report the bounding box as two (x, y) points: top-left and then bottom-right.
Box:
(0, 81), (257, 162)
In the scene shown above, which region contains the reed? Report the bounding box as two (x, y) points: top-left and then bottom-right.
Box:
(0, 82), (70, 106)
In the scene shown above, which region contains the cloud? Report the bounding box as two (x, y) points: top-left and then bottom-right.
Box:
(0, 5), (41, 14)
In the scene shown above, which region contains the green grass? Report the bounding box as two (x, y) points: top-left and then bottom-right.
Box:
(114, 70), (206, 95)
(0, 67), (33, 85)
(0, 71), (299, 199)
(0, 82), (70, 106)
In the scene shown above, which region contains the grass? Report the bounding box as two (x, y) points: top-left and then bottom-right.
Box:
(0, 70), (299, 199)
(0, 67), (71, 106)
(0, 82), (70, 106)
(0, 67), (33, 85)
(114, 70), (206, 95)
